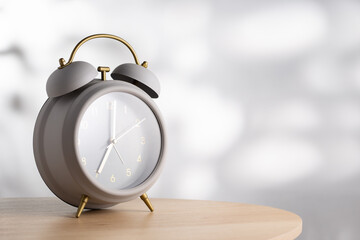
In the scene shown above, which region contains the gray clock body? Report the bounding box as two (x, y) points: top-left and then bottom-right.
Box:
(33, 79), (166, 209)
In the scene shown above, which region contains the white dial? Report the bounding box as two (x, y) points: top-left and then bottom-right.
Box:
(77, 92), (162, 190)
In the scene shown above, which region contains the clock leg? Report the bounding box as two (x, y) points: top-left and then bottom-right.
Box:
(140, 193), (154, 212)
(75, 194), (89, 218)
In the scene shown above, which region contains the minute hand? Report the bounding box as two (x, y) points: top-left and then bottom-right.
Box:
(110, 118), (146, 146)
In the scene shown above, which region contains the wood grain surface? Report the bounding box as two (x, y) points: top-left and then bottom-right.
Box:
(0, 198), (302, 240)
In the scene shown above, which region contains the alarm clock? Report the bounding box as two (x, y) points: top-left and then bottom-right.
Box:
(33, 34), (166, 218)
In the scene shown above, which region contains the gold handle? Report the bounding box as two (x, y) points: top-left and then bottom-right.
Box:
(58, 34), (146, 69)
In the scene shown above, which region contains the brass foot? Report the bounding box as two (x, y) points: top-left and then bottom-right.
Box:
(140, 193), (154, 212)
(76, 194), (89, 218)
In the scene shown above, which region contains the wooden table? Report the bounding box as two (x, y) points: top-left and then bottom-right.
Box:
(0, 198), (302, 240)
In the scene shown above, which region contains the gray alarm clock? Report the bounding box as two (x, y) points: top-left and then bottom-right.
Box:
(33, 34), (166, 217)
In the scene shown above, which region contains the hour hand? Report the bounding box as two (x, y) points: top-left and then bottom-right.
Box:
(97, 144), (113, 174)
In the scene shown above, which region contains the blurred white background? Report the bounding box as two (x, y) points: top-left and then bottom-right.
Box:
(1, 0), (360, 239)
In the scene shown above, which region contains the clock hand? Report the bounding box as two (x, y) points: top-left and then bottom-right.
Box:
(111, 100), (117, 140)
(109, 118), (146, 146)
(96, 144), (113, 174)
(112, 144), (125, 165)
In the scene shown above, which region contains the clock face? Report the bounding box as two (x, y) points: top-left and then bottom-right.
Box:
(77, 92), (162, 191)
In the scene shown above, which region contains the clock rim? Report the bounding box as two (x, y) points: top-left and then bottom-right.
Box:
(63, 80), (166, 204)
